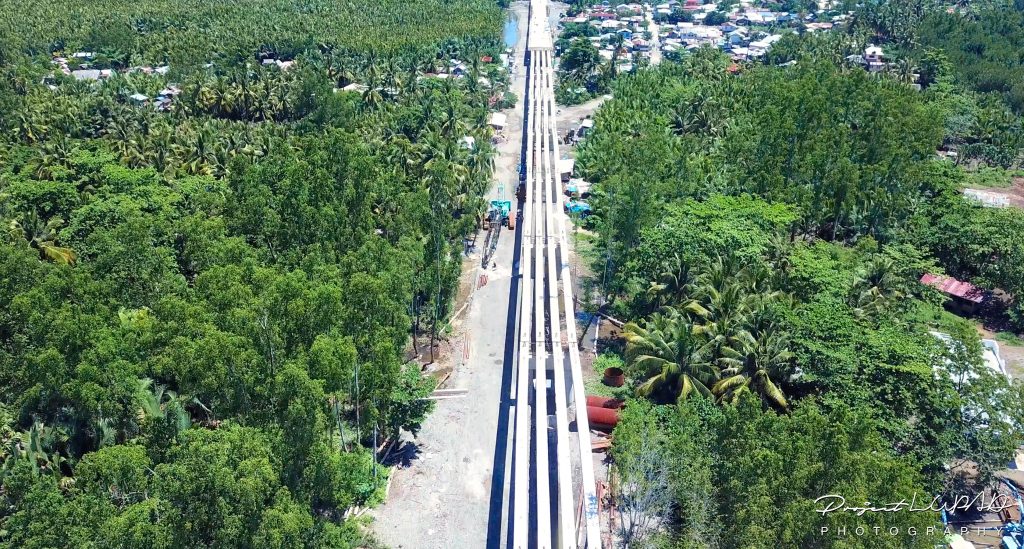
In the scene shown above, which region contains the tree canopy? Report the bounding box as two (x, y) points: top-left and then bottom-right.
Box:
(0, 0), (505, 545)
(580, 34), (1024, 548)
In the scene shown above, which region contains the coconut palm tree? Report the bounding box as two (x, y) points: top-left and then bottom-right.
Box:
(849, 254), (901, 318)
(624, 309), (718, 402)
(6, 212), (76, 265)
(134, 378), (191, 435)
(11, 105), (48, 143)
(713, 327), (792, 410)
(645, 253), (696, 311)
(1, 421), (69, 480)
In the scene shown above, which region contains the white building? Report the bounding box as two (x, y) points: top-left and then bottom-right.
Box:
(865, 44), (885, 72)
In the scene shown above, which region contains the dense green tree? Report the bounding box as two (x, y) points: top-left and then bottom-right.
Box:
(560, 39), (601, 86)
(0, 0), (503, 544)
(614, 398), (945, 548)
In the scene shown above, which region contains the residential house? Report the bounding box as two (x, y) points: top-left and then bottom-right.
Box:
(558, 158), (576, 182)
(729, 46), (750, 61)
(748, 34), (782, 56)
(577, 118), (595, 138)
(677, 22), (723, 45)
(71, 69), (103, 81)
(727, 27), (748, 45)
(864, 44), (885, 72)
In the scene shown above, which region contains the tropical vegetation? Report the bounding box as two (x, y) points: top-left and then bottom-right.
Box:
(0, 0), (505, 545)
(578, 26), (1024, 548)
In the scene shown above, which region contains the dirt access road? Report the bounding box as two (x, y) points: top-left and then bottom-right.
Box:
(368, 3), (529, 548)
(370, 4), (618, 545)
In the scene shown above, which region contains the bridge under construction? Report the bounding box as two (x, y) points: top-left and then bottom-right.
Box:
(505, 0), (602, 546)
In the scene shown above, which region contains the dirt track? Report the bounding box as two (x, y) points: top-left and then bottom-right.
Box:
(368, 3), (530, 547)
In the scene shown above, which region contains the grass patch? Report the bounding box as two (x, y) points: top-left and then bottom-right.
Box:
(585, 353), (632, 399)
(964, 166), (1023, 189)
(906, 301), (975, 333)
(584, 376), (619, 398)
(996, 331), (1024, 346)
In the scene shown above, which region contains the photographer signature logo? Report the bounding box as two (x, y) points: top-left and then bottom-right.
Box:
(815, 493), (1018, 516)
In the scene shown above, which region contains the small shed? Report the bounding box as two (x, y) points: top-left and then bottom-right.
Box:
(920, 273), (987, 315)
(158, 85), (182, 97)
(577, 118), (595, 137)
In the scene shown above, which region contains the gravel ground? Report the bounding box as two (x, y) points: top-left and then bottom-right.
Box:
(368, 4), (530, 547)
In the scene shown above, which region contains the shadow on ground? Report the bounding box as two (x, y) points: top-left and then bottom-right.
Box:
(483, 49), (529, 547)
(384, 441), (423, 469)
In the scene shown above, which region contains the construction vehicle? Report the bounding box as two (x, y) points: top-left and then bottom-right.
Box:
(481, 187), (514, 267)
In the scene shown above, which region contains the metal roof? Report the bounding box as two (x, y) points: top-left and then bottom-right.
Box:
(920, 273), (986, 304)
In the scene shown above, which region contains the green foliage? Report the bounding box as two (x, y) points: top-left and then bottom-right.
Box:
(593, 352), (625, 375)
(703, 11), (728, 26)
(913, 187), (1024, 327)
(613, 398), (944, 548)
(918, 6), (1024, 113)
(0, 0), (502, 66)
(964, 165), (1022, 189)
(0, 425), (380, 548)
(622, 195), (797, 290)
(555, 23), (600, 54)
(996, 331), (1024, 346)
(579, 58), (944, 249)
(556, 38), (609, 105)
(560, 39), (601, 85)
(0, 0), (503, 544)
(583, 41), (1024, 547)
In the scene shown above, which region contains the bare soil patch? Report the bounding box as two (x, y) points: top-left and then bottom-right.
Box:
(964, 176), (1024, 208)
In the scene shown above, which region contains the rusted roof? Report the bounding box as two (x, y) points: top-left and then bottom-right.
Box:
(920, 273), (986, 304)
